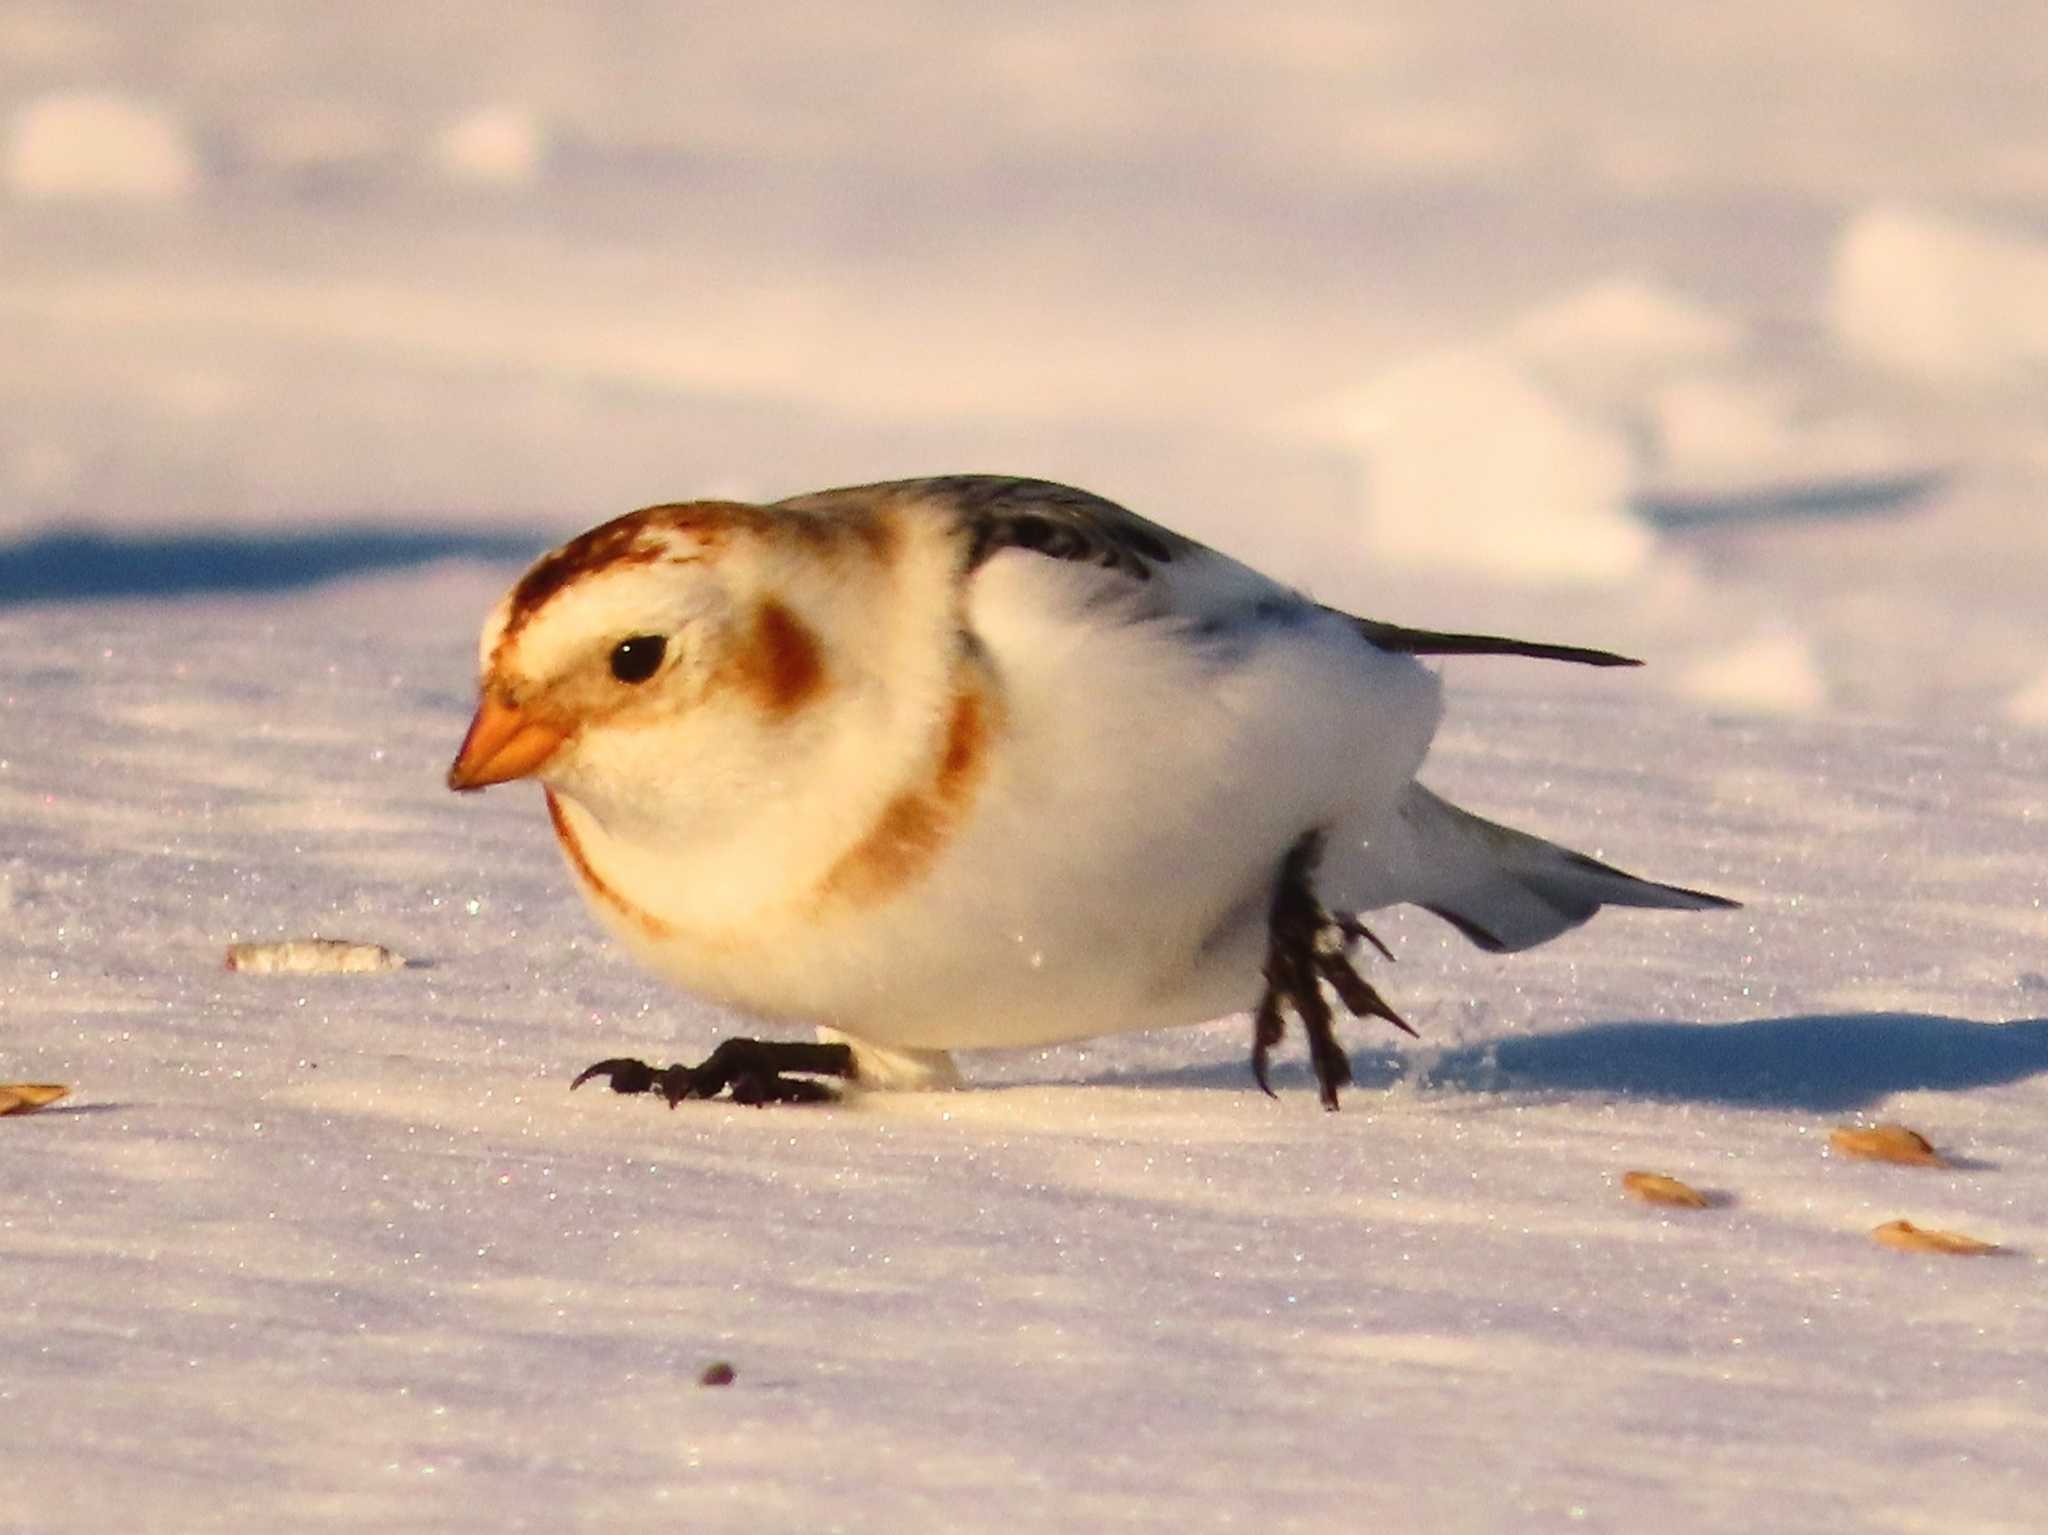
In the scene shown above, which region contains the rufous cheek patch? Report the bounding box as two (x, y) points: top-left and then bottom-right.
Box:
(732, 599), (828, 717)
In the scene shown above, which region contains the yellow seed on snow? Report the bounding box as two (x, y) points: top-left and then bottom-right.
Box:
(0, 1083), (71, 1116)
(1829, 1123), (1945, 1166)
(1621, 1170), (1711, 1208)
(224, 939), (407, 974)
(1870, 1220), (2000, 1256)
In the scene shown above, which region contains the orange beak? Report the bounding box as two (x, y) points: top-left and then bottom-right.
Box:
(447, 692), (569, 791)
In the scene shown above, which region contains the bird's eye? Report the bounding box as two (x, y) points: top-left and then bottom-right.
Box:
(608, 635), (667, 684)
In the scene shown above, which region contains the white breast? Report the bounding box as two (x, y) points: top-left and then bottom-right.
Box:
(546, 552), (1442, 1053)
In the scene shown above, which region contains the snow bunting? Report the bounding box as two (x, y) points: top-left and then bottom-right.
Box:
(448, 475), (1735, 1108)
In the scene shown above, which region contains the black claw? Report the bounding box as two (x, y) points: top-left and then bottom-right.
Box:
(1251, 991), (1286, 1099)
(1251, 829), (1416, 1109)
(1316, 948), (1418, 1039)
(657, 1066), (714, 1106)
(728, 1071), (840, 1107)
(1335, 913), (1396, 964)
(571, 1039), (857, 1109)
(570, 1057), (665, 1095)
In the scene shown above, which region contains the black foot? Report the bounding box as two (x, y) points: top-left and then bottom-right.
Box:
(571, 1038), (858, 1107)
(1252, 830), (1416, 1111)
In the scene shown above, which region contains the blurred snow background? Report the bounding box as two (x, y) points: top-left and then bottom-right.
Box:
(7, 10), (2048, 1533)
(2, 0), (2044, 719)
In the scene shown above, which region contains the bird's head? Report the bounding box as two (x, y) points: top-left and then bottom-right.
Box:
(447, 497), (951, 849)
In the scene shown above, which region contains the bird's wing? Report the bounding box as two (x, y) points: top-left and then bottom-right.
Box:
(780, 474), (1281, 627)
(777, 474), (1192, 583)
(780, 476), (1642, 664)
(929, 475), (1202, 583)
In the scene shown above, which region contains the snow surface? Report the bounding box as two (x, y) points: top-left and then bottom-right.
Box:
(5, 574), (2045, 1535)
(4, 5), (2048, 1530)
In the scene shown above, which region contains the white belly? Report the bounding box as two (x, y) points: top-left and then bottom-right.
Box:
(554, 566), (1442, 1055)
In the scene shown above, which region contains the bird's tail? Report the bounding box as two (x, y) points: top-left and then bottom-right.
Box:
(1381, 784), (1737, 953)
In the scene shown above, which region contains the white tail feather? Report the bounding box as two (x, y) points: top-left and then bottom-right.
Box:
(1355, 784), (1736, 953)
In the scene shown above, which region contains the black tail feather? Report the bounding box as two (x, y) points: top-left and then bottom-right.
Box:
(1342, 613), (1642, 668)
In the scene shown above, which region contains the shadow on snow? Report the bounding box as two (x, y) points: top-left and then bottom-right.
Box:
(0, 524), (549, 605)
(1104, 1013), (2048, 1114)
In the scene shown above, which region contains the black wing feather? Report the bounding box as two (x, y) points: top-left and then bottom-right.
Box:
(785, 475), (1643, 667)
(927, 479), (1640, 667)
(928, 476), (1194, 581)
(780, 474), (1189, 581)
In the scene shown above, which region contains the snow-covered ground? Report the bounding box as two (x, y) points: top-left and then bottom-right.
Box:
(4, 5), (2047, 1531)
(5, 577), (2045, 1534)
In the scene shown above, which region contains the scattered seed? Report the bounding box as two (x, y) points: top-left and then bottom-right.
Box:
(1870, 1220), (1999, 1256)
(1830, 1124), (1945, 1167)
(698, 1361), (737, 1387)
(224, 939), (407, 975)
(1621, 1170), (1710, 1208)
(0, 1083), (70, 1116)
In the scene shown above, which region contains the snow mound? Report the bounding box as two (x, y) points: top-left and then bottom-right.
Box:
(1509, 275), (1744, 384)
(1507, 276), (1931, 506)
(2006, 669), (2048, 729)
(433, 106), (546, 186)
(1830, 207), (2048, 386)
(239, 102), (393, 175)
(1639, 374), (1921, 496)
(1679, 628), (1828, 716)
(1325, 345), (1653, 585)
(4, 92), (197, 201)
(1650, 376), (1805, 476)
